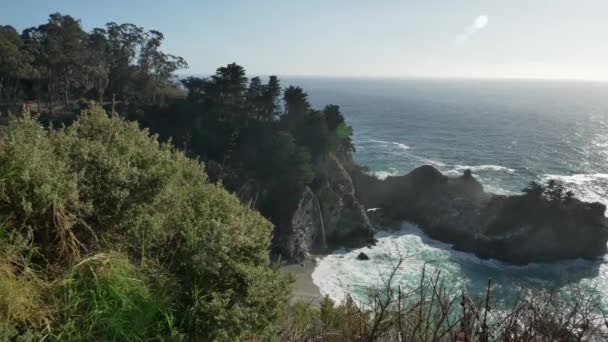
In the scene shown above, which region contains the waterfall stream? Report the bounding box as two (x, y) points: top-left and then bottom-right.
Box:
(306, 186), (327, 249)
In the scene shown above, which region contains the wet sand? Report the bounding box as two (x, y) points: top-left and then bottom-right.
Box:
(280, 258), (323, 305)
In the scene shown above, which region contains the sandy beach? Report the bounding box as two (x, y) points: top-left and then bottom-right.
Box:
(280, 258), (323, 305)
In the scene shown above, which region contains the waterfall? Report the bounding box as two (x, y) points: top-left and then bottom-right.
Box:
(305, 186), (327, 249)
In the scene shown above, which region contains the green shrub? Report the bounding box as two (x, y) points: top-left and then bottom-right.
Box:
(0, 111), (84, 261)
(0, 104), (291, 340)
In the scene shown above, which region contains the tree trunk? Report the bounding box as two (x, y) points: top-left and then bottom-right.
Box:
(64, 73), (70, 106)
(98, 79), (103, 103)
(13, 78), (19, 100)
(35, 81), (41, 113)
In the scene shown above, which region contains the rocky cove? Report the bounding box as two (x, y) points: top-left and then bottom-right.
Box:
(284, 154), (608, 265)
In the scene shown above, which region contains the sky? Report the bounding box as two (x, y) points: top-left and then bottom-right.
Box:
(1, 0), (607, 81)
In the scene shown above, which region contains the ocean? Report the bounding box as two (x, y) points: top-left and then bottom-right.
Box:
(282, 77), (608, 306)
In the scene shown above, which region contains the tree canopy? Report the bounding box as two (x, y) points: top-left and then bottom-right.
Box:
(145, 63), (355, 248)
(1, 12), (357, 315)
(1, 13), (188, 109)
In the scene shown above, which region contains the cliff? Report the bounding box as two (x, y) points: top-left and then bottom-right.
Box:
(353, 165), (608, 264)
(286, 154), (375, 262)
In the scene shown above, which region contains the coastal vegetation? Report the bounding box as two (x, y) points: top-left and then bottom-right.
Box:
(0, 106), (290, 340)
(0, 13), (187, 111)
(1, 13), (607, 341)
(1, 13), (357, 254)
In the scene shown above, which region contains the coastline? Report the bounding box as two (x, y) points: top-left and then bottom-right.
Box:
(280, 257), (323, 305)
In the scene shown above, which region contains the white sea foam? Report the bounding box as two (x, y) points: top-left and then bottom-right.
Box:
(312, 222), (494, 304)
(372, 170), (398, 180)
(421, 157), (446, 167)
(447, 164), (516, 174)
(482, 184), (519, 196)
(312, 222), (608, 306)
(542, 173), (608, 185)
(367, 139), (411, 151)
(540, 173), (608, 216)
(594, 140), (608, 148)
(405, 153), (446, 167)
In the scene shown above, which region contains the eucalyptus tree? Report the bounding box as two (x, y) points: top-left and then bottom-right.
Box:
(105, 22), (145, 101)
(0, 25), (33, 100)
(43, 13), (89, 105)
(138, 30), (187, 104)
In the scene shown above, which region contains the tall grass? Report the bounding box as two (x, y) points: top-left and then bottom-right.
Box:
(0, 220), (52, 340)
(53, 253), (176, 341)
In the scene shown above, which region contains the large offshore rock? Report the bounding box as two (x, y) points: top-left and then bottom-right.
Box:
(354, 165), (608, 265)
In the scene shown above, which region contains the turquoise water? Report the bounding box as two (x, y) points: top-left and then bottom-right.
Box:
(283, 77), (608, 304)
(312, 223), (608, 307)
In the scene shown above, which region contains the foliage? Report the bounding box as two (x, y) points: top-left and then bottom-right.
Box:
(2, 13), (187, 106)
(522, 179), (576, 208)
(3, 9), (355, 260)
(0, 26), (35, 100)
(0, 104), (291, 340)
(522, 179), (576, 205)
(144, 64), (354, 251)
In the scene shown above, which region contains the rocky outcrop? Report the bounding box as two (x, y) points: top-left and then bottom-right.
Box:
(287, 186), (324, 262)
(286, 154), (375, 262)
(357, 252), (370, 260)
(316, 155), (375, 247)
(355, 165), (608, 264)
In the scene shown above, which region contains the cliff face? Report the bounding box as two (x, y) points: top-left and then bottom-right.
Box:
(286, 154), (375, 262)
(317, 155), (375, 246)
(354, 165), (608, 264)
(287, 186), (323, 262)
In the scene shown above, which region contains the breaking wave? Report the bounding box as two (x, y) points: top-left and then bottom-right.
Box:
(312, 223), (608, 307)
(446, 164), (516, 174)
(542, 173), (608, 185)
(372, 169), (398, 180)
(366, 139), (411, 151)
(541, 173), (608, 215)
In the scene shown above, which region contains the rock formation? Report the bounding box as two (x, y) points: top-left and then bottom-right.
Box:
(287, 185), (324, 262)
(357, 252), (370, 260)
(285, 153), (608, 265)
(353, 165), (608, 264)
(286, 154), (375, 262)
(316, 155), (375, 247)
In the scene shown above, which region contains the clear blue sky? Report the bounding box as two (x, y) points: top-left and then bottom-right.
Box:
(2, 0), (607, 80)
